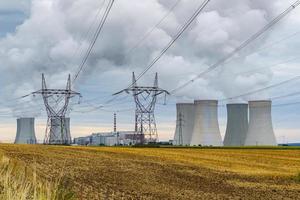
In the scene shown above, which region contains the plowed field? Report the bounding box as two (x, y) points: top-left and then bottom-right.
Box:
(0, 144), (299, 199)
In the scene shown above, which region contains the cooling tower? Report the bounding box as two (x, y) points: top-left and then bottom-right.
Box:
(14, 118), (37, 144)
(224, 104), (249, 146)
(49, 117), (72, 144)
(245, 100), (277, 146)
(173, 103), (195, 145)
(190, 100), (223, 146)
(64, 118), (71, 143)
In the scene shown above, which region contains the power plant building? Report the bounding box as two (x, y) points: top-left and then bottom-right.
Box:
(73, 136), (91, 146)
(173, 103), (195, 145)
(90, 132), (118, 146)
(14, 118), (37, 144)
(190, 100), (223, 146)
(244, 100), (277, 146)
(74, 131), (137, 146)
(224, 104), (249, 146)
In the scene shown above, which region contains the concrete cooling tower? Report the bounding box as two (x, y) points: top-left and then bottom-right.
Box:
(14, 118), (37, 144)
(245, 101), (277, 146)
(173, 103), (195, 145)
(49, 117), (71, 144)
(224, 104), (248, 146)
(190, 100), (223, 146)
(64, 117), (71, 143)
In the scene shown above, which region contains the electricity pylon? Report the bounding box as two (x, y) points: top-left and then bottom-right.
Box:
(33, 74), (81, 144)
(177, 112), (184, 145)
(114, 72), (169, 144)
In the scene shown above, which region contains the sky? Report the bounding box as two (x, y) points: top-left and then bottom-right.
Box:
(0, 0), (300, 143)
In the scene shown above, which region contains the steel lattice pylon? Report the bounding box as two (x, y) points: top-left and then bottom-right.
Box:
(114, 72), (169, 144)
(33, 74), (81, 145)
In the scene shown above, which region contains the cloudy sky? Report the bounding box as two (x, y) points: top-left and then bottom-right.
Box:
(0, 0), (300, 143)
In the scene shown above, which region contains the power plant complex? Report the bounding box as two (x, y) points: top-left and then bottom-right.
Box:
(173, 100), (277, 146)
(12, 76), (278, 147)
(14, 100), (279, 146)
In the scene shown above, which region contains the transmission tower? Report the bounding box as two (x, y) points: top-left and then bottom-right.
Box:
(177, 112), (184, 145)
(114, 72), (169, 144)
(33, 74), (81, 145)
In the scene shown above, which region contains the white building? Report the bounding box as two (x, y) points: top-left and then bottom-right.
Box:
(74, 131), (137, 146)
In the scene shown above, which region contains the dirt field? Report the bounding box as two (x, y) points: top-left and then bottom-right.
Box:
(0, 144), (299, 199)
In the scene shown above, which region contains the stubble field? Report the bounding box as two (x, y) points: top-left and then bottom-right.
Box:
(0, 144), (299, 199)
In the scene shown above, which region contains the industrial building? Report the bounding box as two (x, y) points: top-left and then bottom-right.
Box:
(173, 103), (195, 145)
(224, 104), (249, 146)
(73, 136), (92, 146)
(244, 100), (277, 146)
(14, 118), (37, 144)
(190, 100), (223, 146)
(74, 131), (137, 146)
(49, 117), (72, 145)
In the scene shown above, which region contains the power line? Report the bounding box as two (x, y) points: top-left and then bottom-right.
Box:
(71, 95), (127, 113)
(73, 0), (183, 107)
(221, 29), (300, 66)
(233, 57), (300, 76)
(170, 0), (300, 94)
(272, 91), (300, 100)
(72, 106), (134, 114)
(73, 94), (131, 110)
(72, 0), (115, 83)
(75, 4), (300, 108)
(252, 30), (300, 55)
(155, 76), (300, 107)
(128, 0), (211, 88)
(76, 0), (210, 110)
(46, 0), (114, 114)
(273, 101), (300, 107)
(70, 0), (107, 66)
(220, 76), (300, 101)
(125, 0), (182, 56)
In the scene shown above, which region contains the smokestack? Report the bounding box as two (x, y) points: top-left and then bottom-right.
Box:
(245, 100), (277, 146)
(49, 117), (71, 144)
(190, 100), (223, 146)
(14, 118), (37, 144)
(173, 103), (195, 145)
(224, 104), (248, 146)
(114, 113), (117, 132)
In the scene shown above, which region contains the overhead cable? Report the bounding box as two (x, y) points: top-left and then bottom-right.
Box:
(170, 0), (300, 94)
(128, 0), (211, 88)
(72, 0), (115, 83)
(220, 76), (300, 101)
